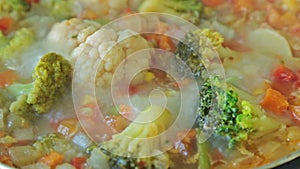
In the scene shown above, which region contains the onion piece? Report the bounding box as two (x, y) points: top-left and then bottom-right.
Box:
(8, 146), (41, 167)
(246, 28), (292, 58)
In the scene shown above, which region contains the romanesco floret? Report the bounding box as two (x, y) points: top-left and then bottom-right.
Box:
(96, 106), (173, 169)
(33, 133), (72, 155)
(9, 52), (72, 118)
(38, 0), (75, 19)
(0, 0), (30, 19)
(0, 28), (35, 62)
(138, 0), (203, 24)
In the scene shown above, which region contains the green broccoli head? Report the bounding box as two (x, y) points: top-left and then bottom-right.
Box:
(174, 29), (224, 79)
(9, 52), (72, 118)
(197, 76), (254, 148)
(138, 0), (202, 24)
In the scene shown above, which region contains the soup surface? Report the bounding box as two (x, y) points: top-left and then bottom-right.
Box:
(0, 0), (300, 169)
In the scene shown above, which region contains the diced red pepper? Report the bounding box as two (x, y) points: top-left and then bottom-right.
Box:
(272, 64), (298, 83)
(71, 157), (87, 169)
(25, 0), (40, 4)
(202, 0), (225, 8)
(0, 17), (13, 33)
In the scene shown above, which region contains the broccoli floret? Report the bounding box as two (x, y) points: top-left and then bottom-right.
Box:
(174, 29), (224, 79)
(0, 28), (35, 62)
(138, 0), (202, 24)
(9, 52), (72, 118)
(197, 76), (254, 148)
(96, 106), (172, 169)
(174, 29), (252, 148)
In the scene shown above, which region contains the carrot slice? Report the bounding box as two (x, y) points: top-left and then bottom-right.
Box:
(0, 70), (18, 88)
(0, 17), (13, 33)
(233, 0), (254, 13)
(202, 0), (224, 8)
(260, 88), (289, 115)
(39, 151), (64, 168)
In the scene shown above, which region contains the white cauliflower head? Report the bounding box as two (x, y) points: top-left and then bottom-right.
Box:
(47, 17), (152, 94)
(47, 18), (101, 56)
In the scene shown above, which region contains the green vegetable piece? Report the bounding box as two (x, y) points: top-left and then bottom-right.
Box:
(0, 135), (17, 144)
(27, 52), (72, 114)
(0, 32), (9, 47)
(138, 0), (203, 24)
(9, 0), (30, 12)
(9, 95), (34, 120)
(98, 106), (172, 169)
(9, 52), (72, 119)
(174, 29), (224, 79)
(197, 140), (211, 169)
(40, 0), (75, 19)
(33, 133), (72, 155)
(0, 28), (35, 62)
(6, 82), (34, 98)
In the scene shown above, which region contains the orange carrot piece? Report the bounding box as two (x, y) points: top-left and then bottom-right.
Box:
(71, 157), (87, 169)
(0, 131), (5, 138)
(260, 88), (289, 115)
(0, 155), (14, 167)
(202, 0), (224, 8)
(157, 35), (176, 51)
(233, 0), (254, 13)
(0, 70), (18, 88)
(39, 151), (64, 168)
(0, 17), (13, 33)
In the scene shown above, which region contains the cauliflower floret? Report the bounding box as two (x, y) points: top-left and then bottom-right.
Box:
(47, 18), (101, 56)
(72, 28), (151, 88)
(47, 17), (152, 110)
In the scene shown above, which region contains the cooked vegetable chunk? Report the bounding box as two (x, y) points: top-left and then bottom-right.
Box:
(90, 106), (173, 169)
(138, 0), (203, 24)
(174, 29), (224, 79)
(9, 52), (72, 117)
(0, 28), (35, 62)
